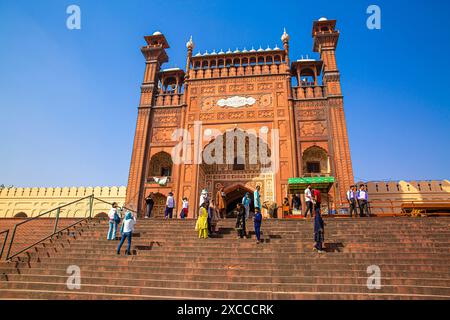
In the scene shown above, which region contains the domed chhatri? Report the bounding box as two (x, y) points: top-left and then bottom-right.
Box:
(281, 28), (290, 42)
(186, 35), (195, 50)
(153, 31), (163, 36)
(318, 17), (328, 21)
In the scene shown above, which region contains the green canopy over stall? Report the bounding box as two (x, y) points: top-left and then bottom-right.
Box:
(288, 177), (335, 194)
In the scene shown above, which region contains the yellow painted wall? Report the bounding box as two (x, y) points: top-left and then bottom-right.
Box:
(0, 186), (126, 218)
(362, 180), (450, 214)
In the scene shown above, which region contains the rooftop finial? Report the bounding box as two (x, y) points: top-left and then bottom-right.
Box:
(186, 35), (195, 50)
(281, 27), (290, 42)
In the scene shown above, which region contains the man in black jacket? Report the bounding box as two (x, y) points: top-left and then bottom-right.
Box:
(145, 193), (154, 218)
(235, 203), (247, 239)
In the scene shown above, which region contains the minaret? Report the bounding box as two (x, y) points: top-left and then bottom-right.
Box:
(312, 18), (354, 204)
(185, 36), (194, 79)
(283, 28), (299, 178)
(126, 31), (169, 214)
(312, 18), (341, 95)
(281, 28), (290, 67)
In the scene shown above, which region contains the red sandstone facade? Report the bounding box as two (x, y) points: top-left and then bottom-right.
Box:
(126, 18), (354, 217)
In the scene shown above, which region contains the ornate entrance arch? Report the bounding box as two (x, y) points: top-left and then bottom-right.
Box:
(223, 184), (255, 217)
(198, 128), (274, 215)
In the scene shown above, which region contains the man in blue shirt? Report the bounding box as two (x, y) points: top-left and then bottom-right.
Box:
(254, 185), (261, 213)
(242, 192), (251, 220)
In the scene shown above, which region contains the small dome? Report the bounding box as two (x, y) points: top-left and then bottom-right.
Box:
(234, 48), (240, 53)
(186, 36), (195, 49)
(318, 17), (328, 21)
(186, 36), (195, 50)
(218, 49), (225, 54)
(226, 48), (232, 54)
(203, 50), (209, 56)
(242, 47), (248, 53)
(250, 46), (256, 52)
(153, 31), (163, 36)
(265, 46), (272, 51)
(281, 28), (290, 42)
(257, 46), (264, 52)
(211, 49), (217, 55)
(195, 52), (202, 57)
(274, 44), (280, 50)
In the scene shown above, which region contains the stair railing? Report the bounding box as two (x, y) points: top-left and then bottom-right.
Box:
(93, 197), (139, 216)
(0, 229), (9, 260)
(4, 195), (95, 261)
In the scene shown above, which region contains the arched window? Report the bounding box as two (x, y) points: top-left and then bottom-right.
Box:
(202, 61), (209, 69)
(274, 55), (281, 65)
(194, 61), (201, 70)
(210, 60), (217, 69)
(14, 212), (28, 218)
(149, 152), (173, 178)
(302, 147), (329, 176)
(218, 59), (224, 68)
(225, 59), (232, 68)
(233, 58), (240, 67)
(250, 57), (257, 66)
(163, 77), (177, 94)
(94, 212), (108, 219)
(257, 57), (265, 65)
(242, 58), (249, 67)
(266, 56), (273, 65)
(299, 68), (316, 86)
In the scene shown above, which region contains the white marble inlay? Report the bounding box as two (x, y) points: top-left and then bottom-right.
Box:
(217, 96), (256, 108)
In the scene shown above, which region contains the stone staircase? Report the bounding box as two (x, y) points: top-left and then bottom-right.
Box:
(0, 217), (449, 300)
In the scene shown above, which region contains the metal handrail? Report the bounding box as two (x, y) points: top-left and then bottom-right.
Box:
(93, 197), (139, 216)
(0, 229), (10, 260)
(8, 195), (93, 229)
(5, 194), (94, 261)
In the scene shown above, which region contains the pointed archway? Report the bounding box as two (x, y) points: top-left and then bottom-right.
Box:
(223, 184), (255, 217)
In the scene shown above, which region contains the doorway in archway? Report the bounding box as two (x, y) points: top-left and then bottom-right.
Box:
(225, 185), (254, 218)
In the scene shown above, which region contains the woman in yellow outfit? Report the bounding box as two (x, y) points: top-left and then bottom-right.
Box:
(195, 202), (209, 239)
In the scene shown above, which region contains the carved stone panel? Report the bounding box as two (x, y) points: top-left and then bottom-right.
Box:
(152, 127), (176, 143)
(299, 121), (328, 137)
(153, 109), (181, 127)
(184, 165), (193, 182)
(298, 109), (326, 121)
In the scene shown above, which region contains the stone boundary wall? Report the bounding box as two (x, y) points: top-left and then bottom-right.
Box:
(0, 181), (448, 218)
(361, 180), (450, 214)
(0, 186), (126, 219)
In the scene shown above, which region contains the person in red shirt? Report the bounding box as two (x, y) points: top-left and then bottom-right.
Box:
(313, 188), (321, 216)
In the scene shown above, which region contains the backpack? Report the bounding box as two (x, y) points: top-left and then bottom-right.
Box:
(114, 212), (121, 224)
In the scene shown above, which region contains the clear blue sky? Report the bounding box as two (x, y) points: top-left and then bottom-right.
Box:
(0, 0), (449, 187)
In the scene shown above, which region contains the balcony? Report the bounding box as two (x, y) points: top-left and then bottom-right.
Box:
(292, 85), (326, 99)
(154, 93), (184, 107)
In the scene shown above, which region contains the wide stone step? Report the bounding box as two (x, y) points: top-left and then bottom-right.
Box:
(1, 280), (449, 299)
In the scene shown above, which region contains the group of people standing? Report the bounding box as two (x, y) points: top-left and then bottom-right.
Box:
(346, 184), (370, 217)
(107, 202), (137, 255)
(129, 183), (370, 256)
(195, 185), (263, 244)
(304, 184), (322, 218)
(234, 185), (263, 243)
(195, 189), (223, 239)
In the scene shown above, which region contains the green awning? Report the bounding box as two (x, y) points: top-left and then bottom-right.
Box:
(288, 177), (335, 193)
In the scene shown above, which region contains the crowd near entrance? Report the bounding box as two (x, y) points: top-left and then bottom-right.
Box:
(224, 186), (254, 218)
